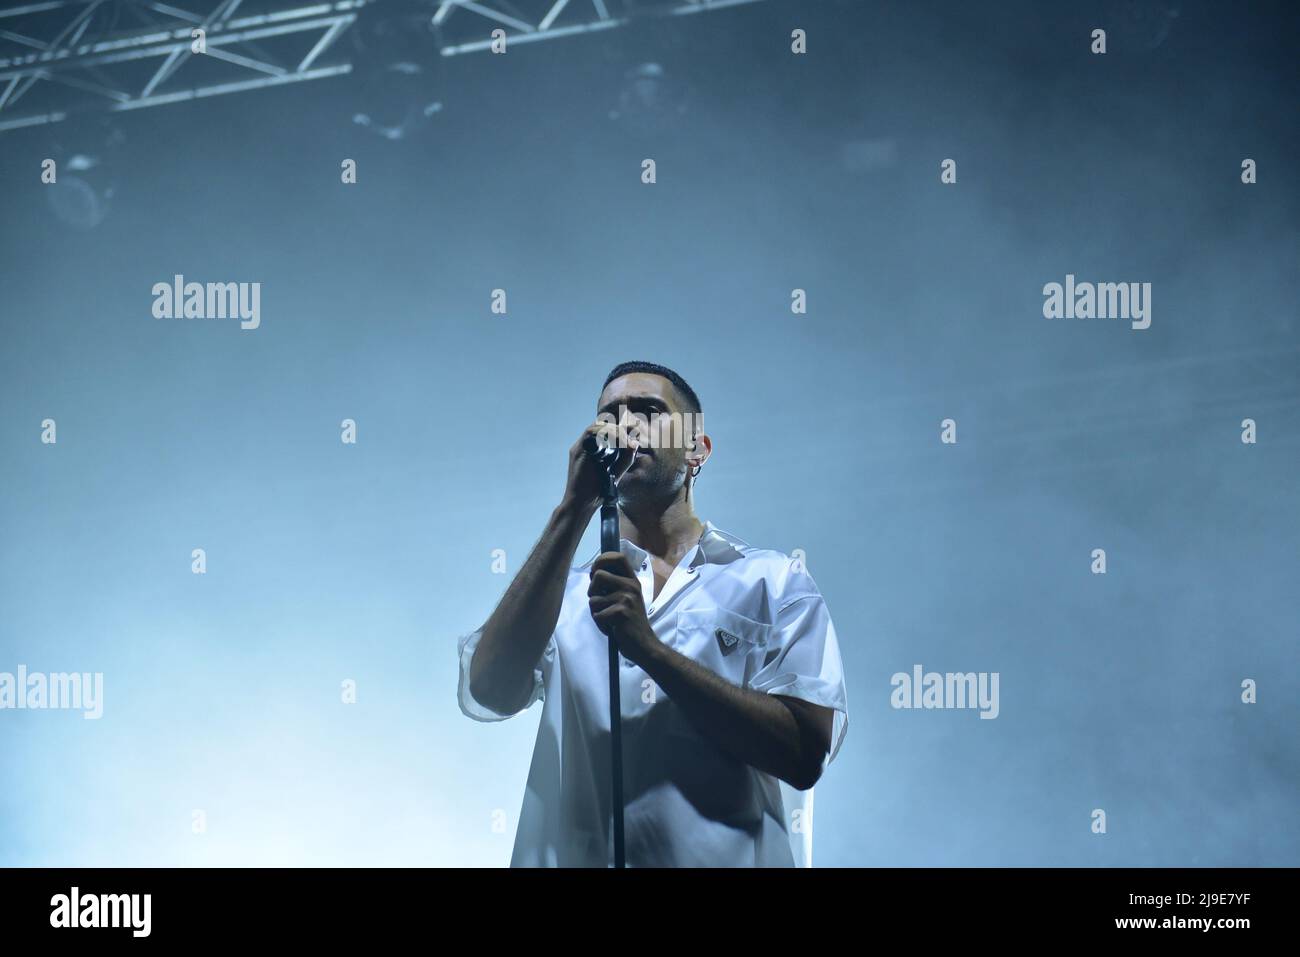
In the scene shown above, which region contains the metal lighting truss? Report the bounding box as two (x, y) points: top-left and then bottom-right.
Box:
(0, 0), (367, 130)
(0, 0), (767, 132)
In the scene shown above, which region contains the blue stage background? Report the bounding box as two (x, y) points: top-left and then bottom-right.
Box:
(1, 0), (1296, 866)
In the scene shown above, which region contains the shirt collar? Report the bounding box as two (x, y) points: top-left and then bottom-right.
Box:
(577, 520), (750, 570)
(694, 520), (750, 566)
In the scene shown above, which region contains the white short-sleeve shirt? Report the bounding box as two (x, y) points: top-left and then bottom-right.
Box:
(457, 521), (849, 867)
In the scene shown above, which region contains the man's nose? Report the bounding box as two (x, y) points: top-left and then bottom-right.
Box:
(619, 415), (649, 446)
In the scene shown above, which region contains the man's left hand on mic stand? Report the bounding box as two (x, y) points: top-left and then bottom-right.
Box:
(587, 552), (658, 668)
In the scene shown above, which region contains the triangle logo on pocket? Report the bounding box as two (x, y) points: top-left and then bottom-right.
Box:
(716, 627), (741, 653)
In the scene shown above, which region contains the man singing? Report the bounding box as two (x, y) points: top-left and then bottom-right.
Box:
(457, 361), (848, 866)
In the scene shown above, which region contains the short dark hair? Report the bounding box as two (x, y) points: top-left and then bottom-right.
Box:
(602, 361), (702, 414)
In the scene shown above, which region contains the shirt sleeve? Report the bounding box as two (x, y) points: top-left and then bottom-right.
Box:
(749, 567), (849, 770)
(456, 626), (554, 722)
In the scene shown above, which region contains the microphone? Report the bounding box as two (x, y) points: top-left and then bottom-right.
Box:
(582, 432), (621, 469)
(583, 427), (626, 867)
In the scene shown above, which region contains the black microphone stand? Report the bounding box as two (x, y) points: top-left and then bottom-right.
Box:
(597, 459), (626, 868)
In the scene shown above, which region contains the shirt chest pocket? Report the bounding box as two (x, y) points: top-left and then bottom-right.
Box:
(673, 607), (774, 689)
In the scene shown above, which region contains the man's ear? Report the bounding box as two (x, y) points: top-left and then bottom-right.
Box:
(687, 431), (712, 470)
